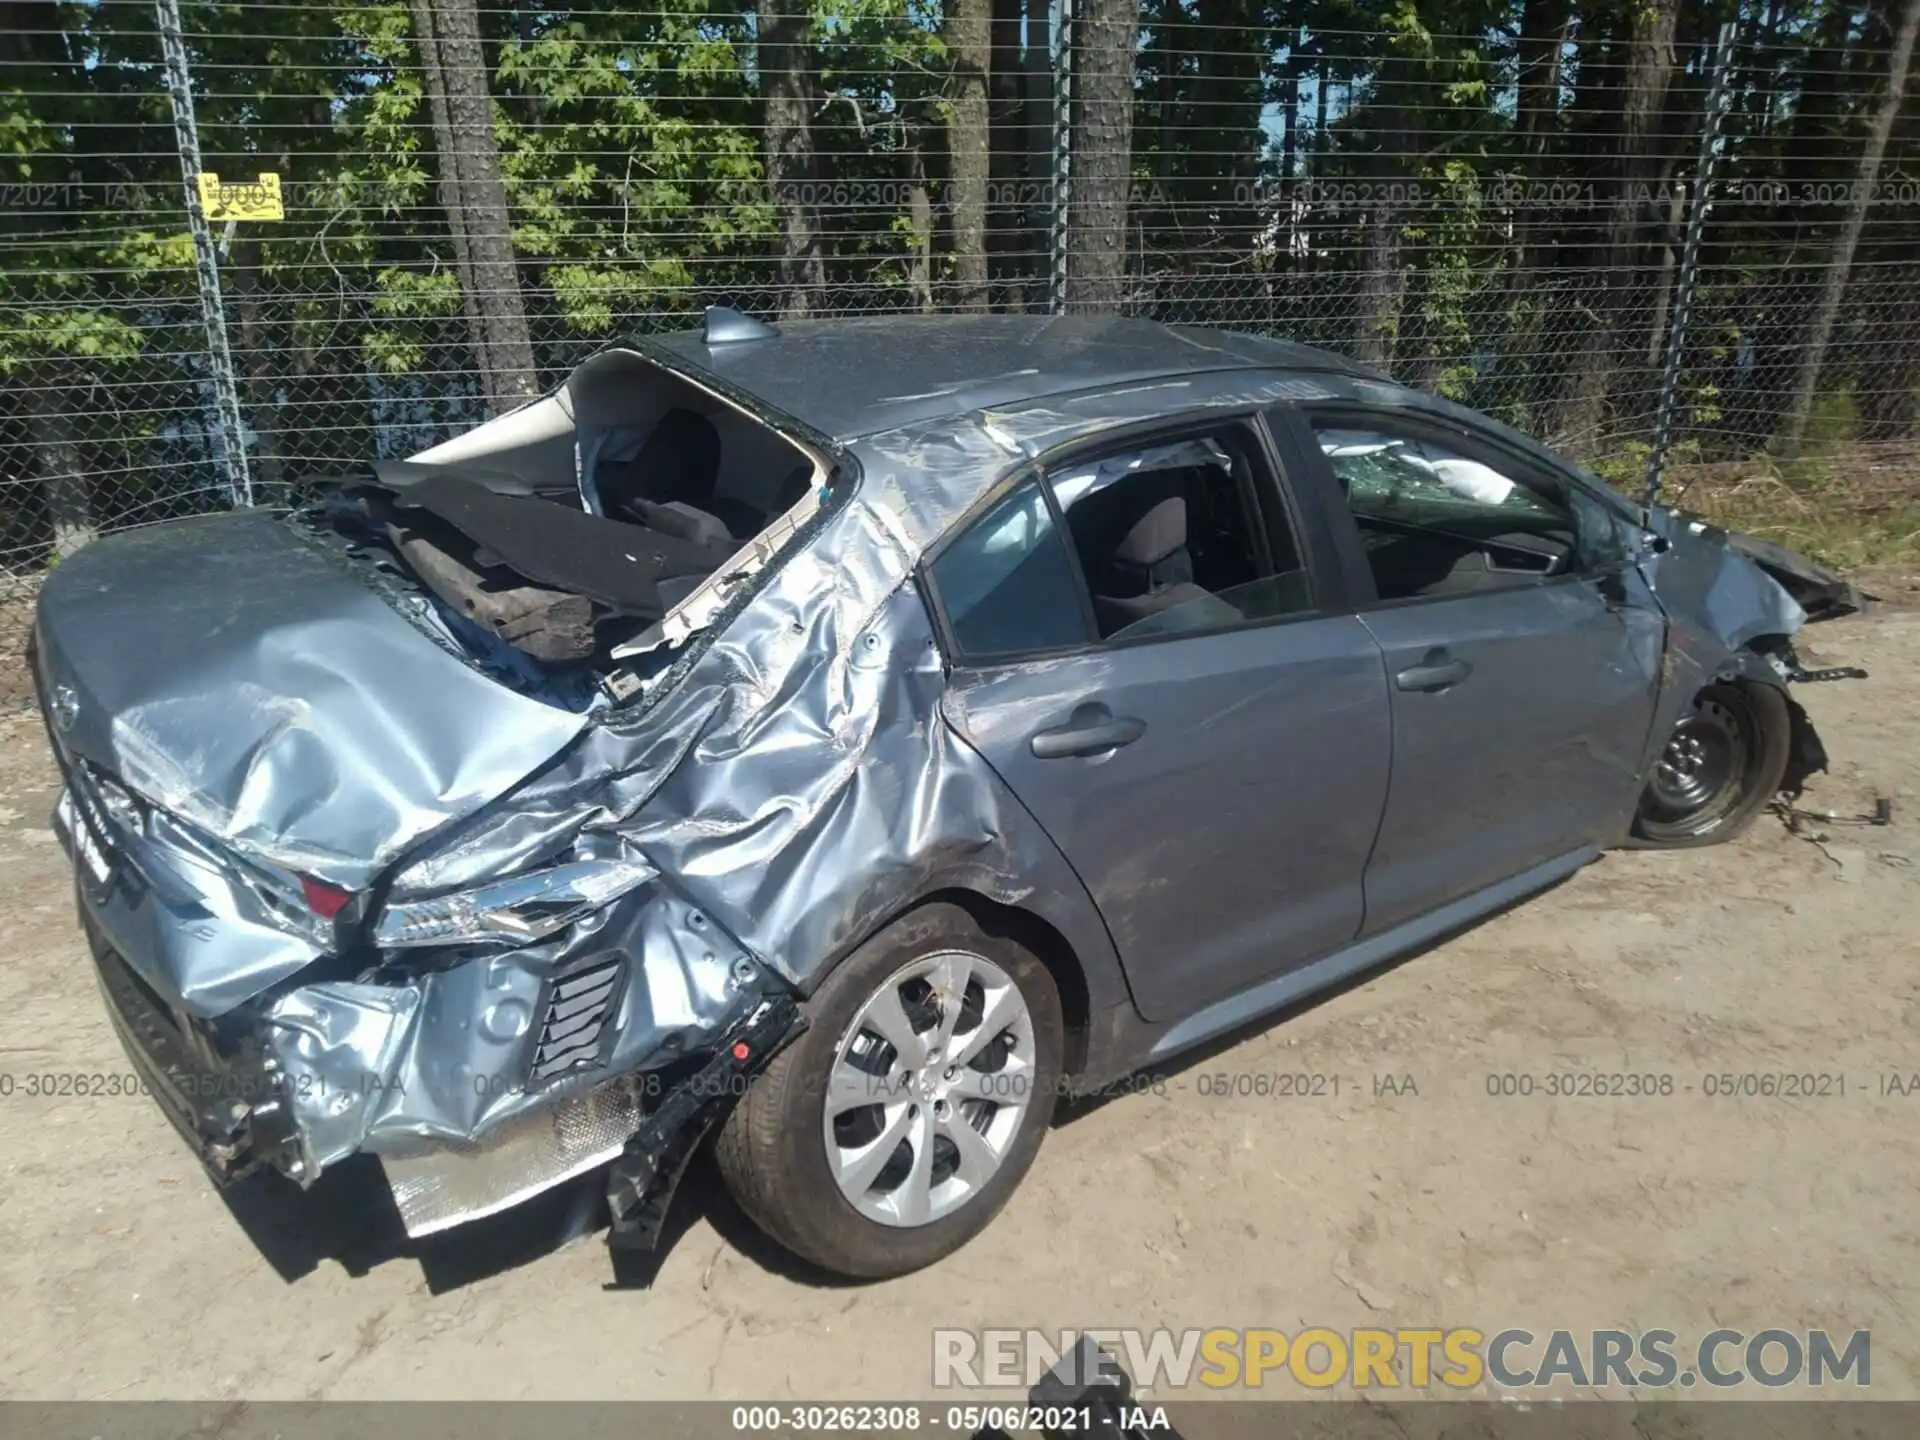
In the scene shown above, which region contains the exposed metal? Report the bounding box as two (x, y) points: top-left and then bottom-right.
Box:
(382, 1076), (644, 1237)
(31, 318), (1856, 1247)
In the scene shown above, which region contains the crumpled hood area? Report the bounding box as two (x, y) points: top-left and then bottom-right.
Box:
(33, 511), (590, 891)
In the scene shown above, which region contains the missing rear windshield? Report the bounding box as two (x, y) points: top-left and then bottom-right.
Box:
(292, 348), (830, 692)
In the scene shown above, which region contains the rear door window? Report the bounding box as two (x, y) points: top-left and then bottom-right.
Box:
(1046, 428), (1314, 641)
(927, 479), (1091, 659)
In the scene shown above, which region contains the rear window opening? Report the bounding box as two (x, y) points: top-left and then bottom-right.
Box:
(302, 347), (829, 685)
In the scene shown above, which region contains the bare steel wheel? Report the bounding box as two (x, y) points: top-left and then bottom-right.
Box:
(715, 902), (1062, 1278)
(1631, 682), (1790, 847)
(823, 951), (1037, 1228)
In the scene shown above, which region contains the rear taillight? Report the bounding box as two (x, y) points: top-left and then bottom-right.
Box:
(300, 876), (353, 919)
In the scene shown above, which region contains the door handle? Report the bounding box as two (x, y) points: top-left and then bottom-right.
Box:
(1395, 650), (1472, 693)
(1030, 706), (1147, 759)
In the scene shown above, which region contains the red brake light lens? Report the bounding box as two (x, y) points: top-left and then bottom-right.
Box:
(300, 876), (353, 919)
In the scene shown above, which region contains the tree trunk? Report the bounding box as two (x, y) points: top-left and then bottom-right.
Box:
(1065, 0), (1140, 310)
(908, 148), (936, 313)
(1780, 0), (1920, 451)
(1280, 28), (1303, 209)
(1023, 0), (1052, 306)
(414, 0), (537, 411)
(25, 373), (91, 560)
(757, 0), (827, 319)
(990, 0), (1023, 300)
(947, 0), (992, 310)
(1191, 0), (1261, 255)
(1353, 55), (1416, 371)
(1555, 0), (1678, 448)
(407, 0), (489, 403)
(1492, 0), (1570, 407)
(228, 236), (287, 504)
(1353, 203), (1405, 370)
(1514, 0), (1568, 159)
(1643, 174), (1684, 368)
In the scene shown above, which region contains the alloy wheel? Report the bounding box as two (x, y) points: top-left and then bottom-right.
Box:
(821, 950), (1036, 1228)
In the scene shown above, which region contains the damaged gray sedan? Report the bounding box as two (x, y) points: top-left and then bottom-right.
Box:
(32, 312), (1861, 1278)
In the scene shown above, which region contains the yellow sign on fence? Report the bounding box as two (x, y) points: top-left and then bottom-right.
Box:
(195, 171), (283, 222)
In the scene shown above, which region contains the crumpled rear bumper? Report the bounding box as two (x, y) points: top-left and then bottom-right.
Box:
(84, 909), (302, 1183)
(80, 879), (800, 1240)
(59, 778), (802, 1244)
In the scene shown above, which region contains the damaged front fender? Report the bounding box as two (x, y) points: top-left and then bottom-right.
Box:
(1634, 505), (1864, 792)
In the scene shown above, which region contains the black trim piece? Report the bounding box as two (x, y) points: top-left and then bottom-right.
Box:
(604, 988), (805, 1258)
(1259, 402), (1376, 612)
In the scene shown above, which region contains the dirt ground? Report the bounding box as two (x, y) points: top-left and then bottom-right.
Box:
(0, 609), (1916, 1406)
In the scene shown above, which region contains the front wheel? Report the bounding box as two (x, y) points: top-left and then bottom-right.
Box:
(1630, 681), (1790, 846)
(715, 903), (1063, 1279)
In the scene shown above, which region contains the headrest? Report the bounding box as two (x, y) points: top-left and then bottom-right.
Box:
(1114, 497), (1188, 567)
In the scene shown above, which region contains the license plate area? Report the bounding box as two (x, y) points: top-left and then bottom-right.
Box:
(56, 784), (115, 888)
(84, 917), (293, 1183)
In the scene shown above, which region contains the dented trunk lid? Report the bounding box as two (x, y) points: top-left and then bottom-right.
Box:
(33, 510), (590, 894)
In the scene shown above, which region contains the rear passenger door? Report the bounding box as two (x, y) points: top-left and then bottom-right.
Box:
(924, 415), (1392, 1022)
(1279, 404), (1664, 933)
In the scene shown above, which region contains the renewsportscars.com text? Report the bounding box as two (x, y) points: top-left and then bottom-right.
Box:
(932, 1326), (1871, 1391)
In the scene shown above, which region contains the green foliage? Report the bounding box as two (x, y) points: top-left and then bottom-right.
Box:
(0, 0), (1913, 567)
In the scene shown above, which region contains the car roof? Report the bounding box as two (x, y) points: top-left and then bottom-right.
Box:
(644, 313), (1383, 440)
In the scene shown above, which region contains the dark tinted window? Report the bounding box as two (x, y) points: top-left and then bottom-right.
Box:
(1048, 432), (1311, 640)
(930, 479), (1090, 657)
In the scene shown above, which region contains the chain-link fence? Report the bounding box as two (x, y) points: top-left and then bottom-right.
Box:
(4, 0), (1918, 683)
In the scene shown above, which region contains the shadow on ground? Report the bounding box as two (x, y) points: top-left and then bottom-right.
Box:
(207, 891), (1554, 1298)
(214, 1141), (857, 1295)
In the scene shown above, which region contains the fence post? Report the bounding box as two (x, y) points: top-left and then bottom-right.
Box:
(1048, 0), (1074, 315)
(1643, 18), (1740, 511)
(156, 0), (253, 509)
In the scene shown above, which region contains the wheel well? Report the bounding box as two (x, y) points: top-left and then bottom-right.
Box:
(917, 889), (1093, 1077)
(1733, 637), (1826, 795)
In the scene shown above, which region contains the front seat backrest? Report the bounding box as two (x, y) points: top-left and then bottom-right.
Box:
(1111, 496), (1195, 593)
(1088, 492), (1231, 634)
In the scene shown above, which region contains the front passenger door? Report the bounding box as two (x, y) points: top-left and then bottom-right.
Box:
(926, 419), (1392, 1022)
(1294, 409), (1664, 933)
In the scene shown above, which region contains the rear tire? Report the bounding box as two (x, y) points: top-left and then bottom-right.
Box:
(1630, 681), (1790, 847)
(715, 902), (1063, 1279)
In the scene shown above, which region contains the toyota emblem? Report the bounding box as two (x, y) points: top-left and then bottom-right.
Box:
(50, 683), (79, 733)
